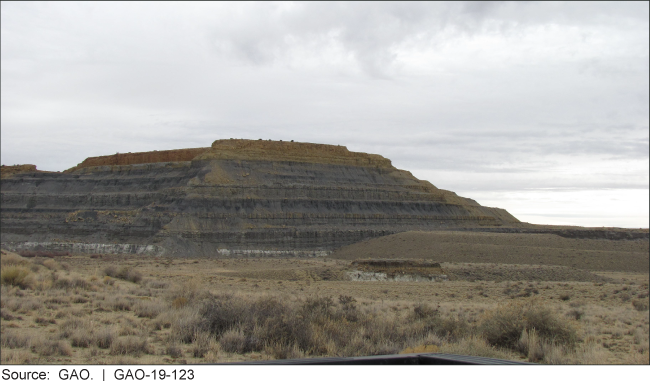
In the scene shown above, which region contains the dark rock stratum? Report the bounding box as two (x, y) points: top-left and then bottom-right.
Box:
(0, 139), (544, 257)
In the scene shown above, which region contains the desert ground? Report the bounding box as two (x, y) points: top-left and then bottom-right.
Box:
(1, 231), (648, 364)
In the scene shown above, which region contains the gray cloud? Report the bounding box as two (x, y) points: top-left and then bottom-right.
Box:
(1, 2), (648, 227)
(201, 2), (649, 75)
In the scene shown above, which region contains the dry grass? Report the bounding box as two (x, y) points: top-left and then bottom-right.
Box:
(1, 251), (30, 267)
(440, 336), (514, 359)
(1, 330), (32, 349)
(479, 300), (578, 351)
(632, 299), (649, 311)
(1, 266), (33, 289)
(33, 339), (73, 357)
(109, 336), (152, 357)
(1, 251), (648, 364)
(94, 327), (118, 349)
(134, 299), (165, 318)
(103, 266), (143, 284)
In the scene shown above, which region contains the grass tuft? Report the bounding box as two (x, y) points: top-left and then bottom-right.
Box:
(109, 336), (152, 357)
(632, 299), (649, 312)
(1, 266), (33, 289)
(103, 266), (143, 283)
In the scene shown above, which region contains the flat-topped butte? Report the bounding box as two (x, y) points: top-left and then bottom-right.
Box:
(1, 139), (522, 256)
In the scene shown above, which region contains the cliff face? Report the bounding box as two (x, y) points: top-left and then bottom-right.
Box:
(198, 139), (393, 168)
(1, 139), (520, 256)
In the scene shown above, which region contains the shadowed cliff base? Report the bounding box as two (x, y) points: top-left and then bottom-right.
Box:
(1, 139), (643, 257)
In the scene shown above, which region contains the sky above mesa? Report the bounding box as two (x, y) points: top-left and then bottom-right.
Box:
(2, 2), (648, 228)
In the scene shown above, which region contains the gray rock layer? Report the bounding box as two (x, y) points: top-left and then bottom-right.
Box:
(1, 157), (519, 256)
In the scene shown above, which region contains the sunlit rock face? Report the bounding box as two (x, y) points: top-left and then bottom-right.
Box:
(0, 139), (519, 257)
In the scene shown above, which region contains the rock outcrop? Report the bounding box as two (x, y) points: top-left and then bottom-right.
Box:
(347, 259), (448, 282)
(1, 164), (44, 179)
(1, 139), (520, 256)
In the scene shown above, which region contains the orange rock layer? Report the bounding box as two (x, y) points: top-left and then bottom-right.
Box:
(1, 164), (39, 179)
(66, 139), (393, 172)
(197, 139), (393, 168)
(65, 148), (210, 172)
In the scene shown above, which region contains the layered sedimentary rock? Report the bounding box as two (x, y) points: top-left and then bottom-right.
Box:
(1, 139), (520, 256)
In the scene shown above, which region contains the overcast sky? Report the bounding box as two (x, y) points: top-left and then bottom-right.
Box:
(2, 2), (648, 228)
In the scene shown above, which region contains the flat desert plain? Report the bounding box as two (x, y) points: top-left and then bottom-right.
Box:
(1, 231), (648, 364)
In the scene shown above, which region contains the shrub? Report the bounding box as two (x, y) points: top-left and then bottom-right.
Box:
(169, 308), (202, 344)
(412, 303), (440, 320)
(103, 266), (142, 283)
(41, 259), (60, 271)
(257, 313), (309, 350)
(103, 296), (136, 311)
(46, 296), (70, 306)
(300, 296), (335, 320)
(93, 327), (116, 349)
(0, 349), (33, 365)
(633, 328), (648, 345)
(172, 297), (188, 309)
(31, 339), (73, 357)
(409, 304), (468, 341)
(338, 295), (357, 309)
(5, 298), (43, 313)
(519, 328), (544, 361)
(109, 336), (151, 356)
(266, 343), (305, 360)
(1, 309), (18, 321)
(54, 276), (93, 291)
(72, 296), (89, 304)
(199, 295), (249, 337)
(134, 300), (165, 318)
(59, 318), (91, 339)
(196, 294), (470, 358)
(1, 266), (33, 289)
(632, 299), (649, 312)
(103, 266), (119, 278)
(192, 331), (213, 358)
(219, 328), (248, 354)
(1, 331), (31, 349)
(70, 332), (93, 348)
(34, 317), (56, 325)
(0, 252), (29, 267)
(121, 268), (143, 284)
(428, 317), (470, 341)
(566, 309), (584, 320)
(480, 301), (577, 351)
(165, 343), (183, 358)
